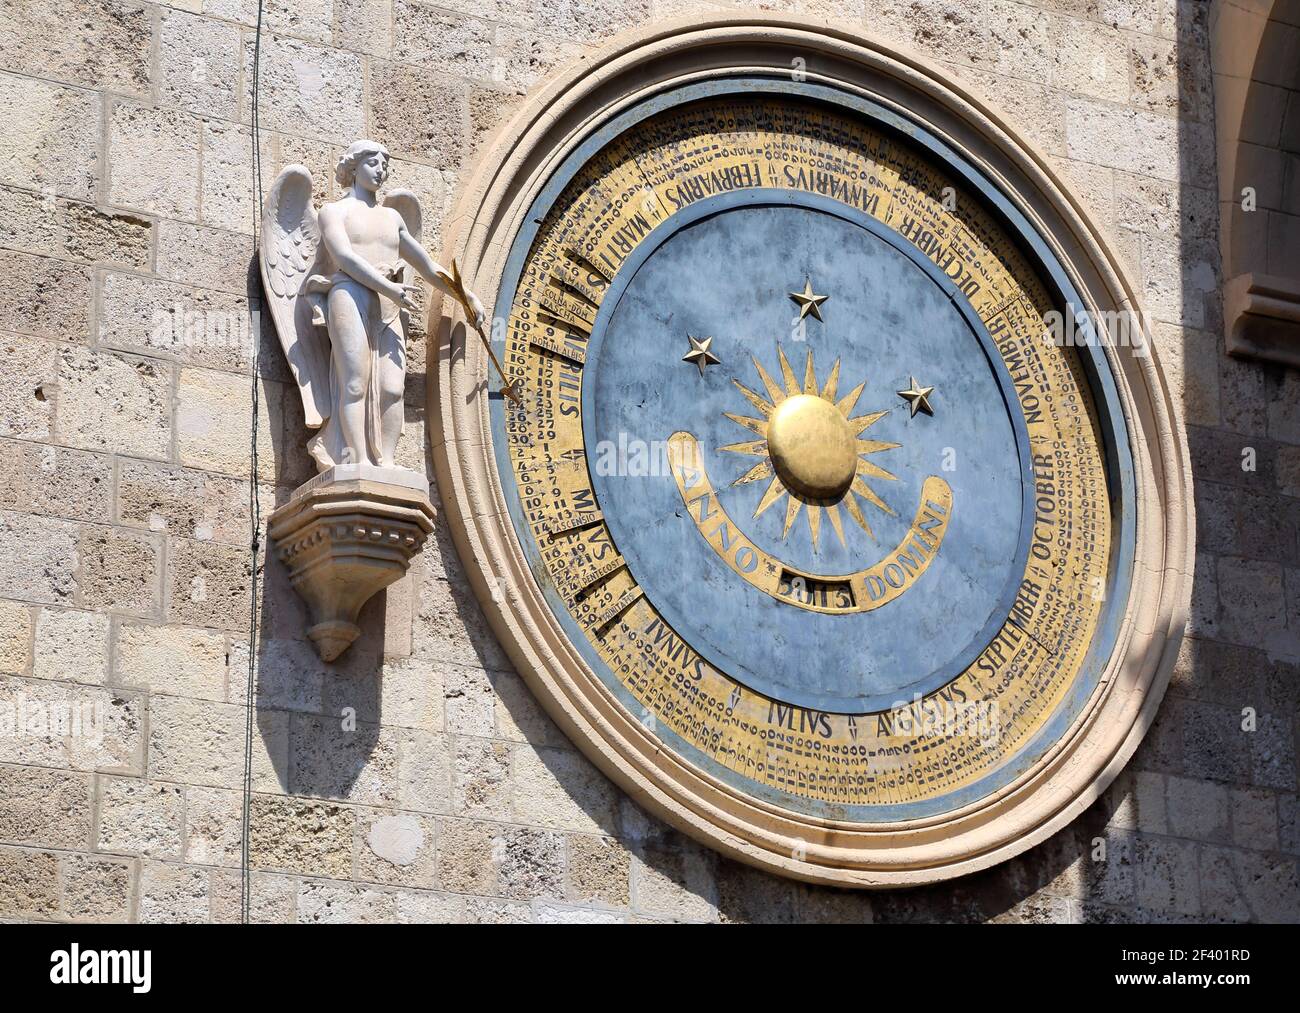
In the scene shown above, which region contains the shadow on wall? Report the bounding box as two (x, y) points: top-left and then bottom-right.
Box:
(243, 1), (1298, 923)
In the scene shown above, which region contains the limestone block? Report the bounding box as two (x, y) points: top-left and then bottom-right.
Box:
(1150, 322), (1220, 428)
(369, 61), (467, 171)
(1129, 32), (1211, 121)
(633, 842), (718, 922)
(396, 727), (453, 813)
(158, 10), (241, 119)
(138, 861), (209, 923)
(156, 220), (255, 294)
(166, 536), (253, 632)
(0, 847), (59, 917)
(227, 635), (325, 712)
(356, 810), (437, 887)
(297, 880), (397, 923)
(209, 869), (297, 923)
(944, 62), (1066, 158)
(1050, 23), (1130, 104)
(100, 272), (254, 373)
(176, 366), (282, 481)
(108, 103), (201, 219)
(1230, 786), (1280, 850)
(0, 600), (31, 674)
(1165, 775), (1230, 842)
(117, 459), (255, 544)
(75, 525), (160, 617)
(0, 250), (91, 341)
(534, 902), (626, 924)
(32, 607), (109, 685)
(334, 0), (395, 56)
(1199, 846), (1300, 922)
(0, 72), (100, 201)
(0, 763), (92, 849)
(249, 794), (354, 877)
(1115, 172), (1218, 243)
(0, 186), (151, 268)
(147, 695), (286, 791)
(0, 674), (143, 773)
(492, 24), (587, 95)
(0, 511), (79, 606)
(512, 744), (618, 834)
(453, 736), (513, 819)
(184, 786), (243, 867)
(539, 0), (651, 46)
(379, 654), (444, 731)
(201, 121), (255, 235)
(117, 622), (226, 701)
(566, 834), (631, 907)
(716, 858), (801, 924)
(394, 888), (528, 923)
(0, 334), (54, 439)
(0, 0), (152, 94)
(289, 712), (399, 805)
(393, 1), (495, 78)
(98, 776), (185, 859)
(443, 663), (494, 737)
(55, 346), (171, 460)
(1066, 97), (1181, 181)
(1218, 555), (1286, 645)
(242, 35), (364, 140)
(491, 669), (563, 747)
(61, 853), (132, 921)
(0, 440), (112, 524)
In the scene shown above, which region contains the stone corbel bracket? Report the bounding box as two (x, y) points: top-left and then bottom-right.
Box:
(269, 466), (436, 661)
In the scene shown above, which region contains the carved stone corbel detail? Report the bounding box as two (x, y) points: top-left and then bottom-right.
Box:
(268, 466), (436, 661)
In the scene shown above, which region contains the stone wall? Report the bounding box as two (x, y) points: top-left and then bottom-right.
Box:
(0, 0), (1295, 923)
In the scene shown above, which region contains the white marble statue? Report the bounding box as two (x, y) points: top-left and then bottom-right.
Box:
(261, 140), (487, 473)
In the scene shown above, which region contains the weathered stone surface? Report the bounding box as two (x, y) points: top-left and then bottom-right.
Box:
(0, 334), (55, 439)
(166, 536), (253, 633)
(512, 743), (618, 834)
(209, 869), (297, 923)
(0, 763), (91, 848)
(108, 103), (201, 219)
(176, 367), (282, 481)
(633, 842), (718, 922)
(0, 0), (152, 94)
(148, 696), (286, 791)
(0, 847), (59, 917)
(100, 272), (254, 372)
(201, 122), (256, 235)
(158, 10), (241, 119)
(369, 61), (468, 170)
(137, 861), (209, 923)
(117, 459), (254, 544)
(32, 607), (109, 685)
(397, 727), (453, 813)
(393, 1), (495, 78)
(289, 713), (399, 805)
(1134, 836), (1200, 917)
(0, 186), (151, 268)
(184, 786), (242, 867)
(452, 735), (513, 818)
(61, 853), (131, 921)
(0, 600), (31, 674)
(334, 0), (394, 56)
(0, 511), (78, 605)
(156, 221), (255, 295)
(117, 622), (226, 701)
(0, 73), (100, 201)
(297, 880), (397, 923)
(0, 441), (111, 525)
(98, 777), (184, 858)
(243, 34), (364, 140)
(54, 346), (171, 460)
(0, 250), (91, 342)
(75, 525), (160, 617)
(249, 794), (354, 877)
(566, 834), (631, 907)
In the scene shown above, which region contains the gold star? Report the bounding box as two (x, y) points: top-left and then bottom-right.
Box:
(897, 376), (936, 417)
(789, 278), (829, 322)
(682, 334), (720, 376)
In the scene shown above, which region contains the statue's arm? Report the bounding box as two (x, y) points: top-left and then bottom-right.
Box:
(319, 204), (407, 303)
(399, 225), (487, 328)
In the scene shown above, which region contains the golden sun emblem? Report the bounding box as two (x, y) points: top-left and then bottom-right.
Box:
(722, 346), (900, 550)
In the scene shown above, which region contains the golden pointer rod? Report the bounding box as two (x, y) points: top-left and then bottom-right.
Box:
(435, 259), (523, 405)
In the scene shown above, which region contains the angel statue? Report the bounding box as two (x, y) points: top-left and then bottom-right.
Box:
(261, 140), (487, 473)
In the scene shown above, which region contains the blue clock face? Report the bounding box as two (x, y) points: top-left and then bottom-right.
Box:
(586, 197), (1031, 712)
(490, 80), (1134, 822)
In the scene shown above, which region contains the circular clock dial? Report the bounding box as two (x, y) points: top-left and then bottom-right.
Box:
(490, 81), (1131, 822)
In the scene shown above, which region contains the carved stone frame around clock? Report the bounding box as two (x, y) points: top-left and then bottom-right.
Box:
(428, 14), (1195, 887)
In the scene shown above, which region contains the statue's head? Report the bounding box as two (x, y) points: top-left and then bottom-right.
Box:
(335, 139), (391, 192)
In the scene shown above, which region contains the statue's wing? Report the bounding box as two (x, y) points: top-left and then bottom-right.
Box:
(383, 189), (422, 246)
(260, 165), (331, 429)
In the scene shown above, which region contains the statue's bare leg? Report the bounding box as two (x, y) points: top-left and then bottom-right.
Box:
(376, 318), (406, 466)
(327, 282), (372, 465)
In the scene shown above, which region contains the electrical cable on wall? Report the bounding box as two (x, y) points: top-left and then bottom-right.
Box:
(242, 0), (267, 927)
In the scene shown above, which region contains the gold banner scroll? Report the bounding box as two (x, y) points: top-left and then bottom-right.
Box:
(667, 432), (953, 614)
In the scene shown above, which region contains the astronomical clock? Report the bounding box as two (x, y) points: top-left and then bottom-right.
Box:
(434, 21), (1192, 886)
